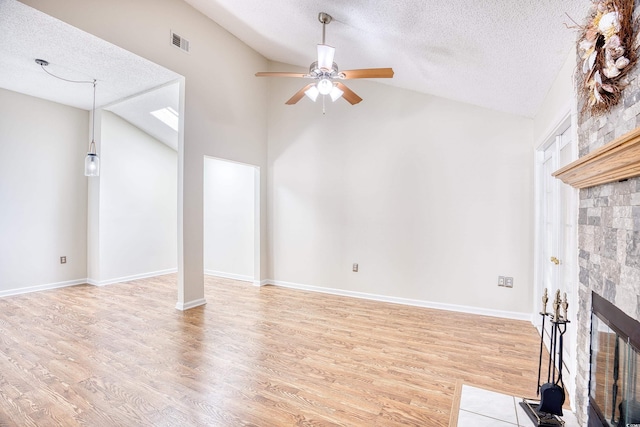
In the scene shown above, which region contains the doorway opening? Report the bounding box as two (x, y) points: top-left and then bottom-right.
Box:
(94, 81), (181, 284)
(203, 157), (260, 284)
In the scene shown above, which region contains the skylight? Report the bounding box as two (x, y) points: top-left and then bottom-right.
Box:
(150, 106), (179, 132)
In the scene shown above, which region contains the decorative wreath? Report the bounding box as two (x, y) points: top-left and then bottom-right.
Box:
(577, 0), (637, 115)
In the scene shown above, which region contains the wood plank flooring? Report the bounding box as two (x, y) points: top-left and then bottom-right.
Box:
(0, 275), (544, 426)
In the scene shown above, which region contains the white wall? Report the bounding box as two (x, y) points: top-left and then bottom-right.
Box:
(23, 0), (269, 307)
(96, 111), (177, 283)
(267, 73), (535, 315)
(203, 158), (255, 281)
(534, 49), (577, 144)
(17, 1), (540, 315)
(0, 88), (88, 293)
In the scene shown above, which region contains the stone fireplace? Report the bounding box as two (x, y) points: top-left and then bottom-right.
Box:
(572, 10), (640, 420)
(573, 163), (640, 426)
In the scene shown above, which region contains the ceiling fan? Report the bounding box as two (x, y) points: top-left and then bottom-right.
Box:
(255, 12), (394, 106)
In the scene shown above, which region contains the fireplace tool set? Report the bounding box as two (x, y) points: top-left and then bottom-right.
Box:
(520, 289), (569, 427)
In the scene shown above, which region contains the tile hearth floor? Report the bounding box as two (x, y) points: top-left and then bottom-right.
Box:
(454, 384), (579, 427)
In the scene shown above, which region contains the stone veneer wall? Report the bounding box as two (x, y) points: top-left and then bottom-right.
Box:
(574, 3), (640, 421)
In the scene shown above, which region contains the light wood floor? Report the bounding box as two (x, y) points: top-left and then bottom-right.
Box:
(0, 275), (544, 426)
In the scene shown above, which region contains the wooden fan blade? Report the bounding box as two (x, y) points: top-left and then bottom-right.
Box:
(255, 71), (307, 78)
(341, 68), (394, 79)
(286, 84), (315, 105)
(335, 82), (362, 105)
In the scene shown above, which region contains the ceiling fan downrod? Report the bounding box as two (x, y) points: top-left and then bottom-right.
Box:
(318, 12), (332, 44)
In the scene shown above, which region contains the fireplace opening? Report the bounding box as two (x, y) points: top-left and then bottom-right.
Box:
(589, 292), (640, 427)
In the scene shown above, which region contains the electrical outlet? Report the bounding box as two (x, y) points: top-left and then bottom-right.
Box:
(498, 276), (505, 286)
(60, 256), (67, 264)
(352, 263), (358, 272)
(505, 277), (514, 288)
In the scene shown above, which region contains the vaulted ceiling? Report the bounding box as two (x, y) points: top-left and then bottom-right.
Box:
(0, 0), (589, 126)
(184, 0), (589, 117)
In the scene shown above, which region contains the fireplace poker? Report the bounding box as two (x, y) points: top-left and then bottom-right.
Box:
(537, 288), (549, 396)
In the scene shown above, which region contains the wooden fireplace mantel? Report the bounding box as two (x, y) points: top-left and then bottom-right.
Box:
(553, 126), (640, 189)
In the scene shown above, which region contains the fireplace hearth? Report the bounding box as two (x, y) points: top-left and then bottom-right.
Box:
(589, 292), (640, 427)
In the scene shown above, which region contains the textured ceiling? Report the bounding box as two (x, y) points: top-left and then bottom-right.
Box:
(184, 0), (589, 117)
(0, 0), (590, 123)
(0, 0), (180, 148)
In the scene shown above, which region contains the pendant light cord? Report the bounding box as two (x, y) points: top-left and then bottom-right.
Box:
(91, 79), (96, 149)
(36, 60), (98, 154)
(38, 62), (95, 85)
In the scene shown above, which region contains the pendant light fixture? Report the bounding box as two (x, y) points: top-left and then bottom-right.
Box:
(35, 59), (100, 177)
(84, 80), (99, 176)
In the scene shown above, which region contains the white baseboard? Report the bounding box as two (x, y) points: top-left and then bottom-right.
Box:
(204, 269), (254, 283)
(2, 274), (529, 320)
(0, 278), (87, 298)
(269, 279), (531, 321)
(253, 279), (270, 287)
(175, 298), (207, 311)
(90, 268), (177, 286)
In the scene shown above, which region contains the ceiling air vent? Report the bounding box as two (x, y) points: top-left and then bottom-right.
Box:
(171, 31), (190, 53)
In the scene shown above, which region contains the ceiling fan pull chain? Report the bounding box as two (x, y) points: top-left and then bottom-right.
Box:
(323, 95), (326, 115)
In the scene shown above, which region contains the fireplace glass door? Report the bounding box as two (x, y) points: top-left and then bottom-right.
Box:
(590, 314), (640, 426)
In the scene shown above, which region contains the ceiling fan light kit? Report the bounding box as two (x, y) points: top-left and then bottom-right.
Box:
(329, 86), (344, 102)
(316, 78), (333, 95)
(255, 12), (394, 108)
(304, 85), (320, 102)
